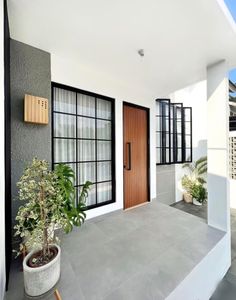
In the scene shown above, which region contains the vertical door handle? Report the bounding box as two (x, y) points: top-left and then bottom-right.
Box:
(127, 142), (131, 171)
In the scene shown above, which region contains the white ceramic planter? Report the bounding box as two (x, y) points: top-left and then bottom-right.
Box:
(23, 244), (61, 297)
(193, 198), (202, 206)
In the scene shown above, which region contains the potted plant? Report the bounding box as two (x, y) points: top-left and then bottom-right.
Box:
(181, 156), (207, 204)
(14, 158), (92, 297)
(190, 182), (207, 206)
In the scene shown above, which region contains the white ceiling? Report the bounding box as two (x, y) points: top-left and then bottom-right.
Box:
(7, 0), (236, 96)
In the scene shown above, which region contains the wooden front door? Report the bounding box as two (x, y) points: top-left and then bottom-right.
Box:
(123, 103), (149, 209)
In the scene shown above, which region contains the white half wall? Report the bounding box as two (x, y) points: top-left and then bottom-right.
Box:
(51, 54), (157, 219)
(0, 1), (6, 299)
(170, 80), (208, 202)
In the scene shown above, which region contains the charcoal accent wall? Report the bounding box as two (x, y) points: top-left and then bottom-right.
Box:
(4, 0), (11, 289)
(10, 39), (51, 222)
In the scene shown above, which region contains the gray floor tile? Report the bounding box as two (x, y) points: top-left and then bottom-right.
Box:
(104, 272), (165, 300)
(6, 201), (224, 300)
(143, 248), (196, 298)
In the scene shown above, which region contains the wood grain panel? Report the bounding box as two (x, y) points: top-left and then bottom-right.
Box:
(123, 104), (149, 209)
(24, 94), (48, 125)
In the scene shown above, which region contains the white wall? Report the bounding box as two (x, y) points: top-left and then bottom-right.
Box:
(0, 0), (6, 299)
(170, 80), (208, 202)
(207, 61), (230, 232)
(51, 54), (157, 219)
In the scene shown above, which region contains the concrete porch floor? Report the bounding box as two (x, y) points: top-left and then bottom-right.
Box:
(5, 201), (225, 300)
(171, 200), (236, 300)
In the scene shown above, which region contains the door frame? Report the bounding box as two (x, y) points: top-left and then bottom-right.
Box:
(123, 101), (150, 209)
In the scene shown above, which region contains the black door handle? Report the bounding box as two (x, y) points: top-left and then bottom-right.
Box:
(127, 142), (131, 171)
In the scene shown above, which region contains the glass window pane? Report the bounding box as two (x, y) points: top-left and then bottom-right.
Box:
(176, 107), (182, 119)
(177, 148), (182, 162)
(156, 102), (160, 115)
(54, 113), (76, 138)
(78, 185), (96, 207)
(185, 148), (192, 162)
(156, 133), (161, 147)
(67, 163), (77, 185)
(185, 122), (191, 135)
(97, 182), (112, 203)
(166, 148), (170, 163)
(156, 117), (161, 131)
(54, 88), (76, 114)
(185, 135), (191, 148)
(156, 148), (161, 164)
(97, 99), (111, 120)
(54, 139), (76, 163)
(165, 136), (170, 148)
(165, 117), (169, 131)
(97, 162), (112, 182)
(77, 93), (95, 117)
(161, 102), (169, 117)
(97, 141), (111, 160)
(77, 117), (95, 139)
(78, 140), (95, 161)
(170, 133), (174, 148)
(177, 134), (182, 147)
(77, 163), (96, 185)
(177, 121), (182, 133)
(170, 148), (174, 163)
(184, 109), (191, 121)
(97, 120), (111, 140)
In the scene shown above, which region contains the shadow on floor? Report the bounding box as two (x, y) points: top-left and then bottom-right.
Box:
(171, 200), (207, 221)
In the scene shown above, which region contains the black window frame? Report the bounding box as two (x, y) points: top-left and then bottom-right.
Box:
(52, 82), (116, 210)
(182, 107), (193, 162)
(156, 99), (192, 165)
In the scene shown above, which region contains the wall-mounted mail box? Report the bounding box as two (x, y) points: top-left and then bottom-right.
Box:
(24, 94), (48, 125)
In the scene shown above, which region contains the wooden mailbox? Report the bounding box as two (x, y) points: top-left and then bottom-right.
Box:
(24, 94), (49, 125)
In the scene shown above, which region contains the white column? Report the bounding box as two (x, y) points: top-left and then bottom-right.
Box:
(207, 60), (230, 232)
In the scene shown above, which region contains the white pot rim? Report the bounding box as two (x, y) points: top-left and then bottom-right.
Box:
(23, 244), (61, 272)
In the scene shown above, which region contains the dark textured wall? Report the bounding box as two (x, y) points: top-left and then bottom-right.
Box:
(4, 0), (11, 288)
(10, 39), (51, 221)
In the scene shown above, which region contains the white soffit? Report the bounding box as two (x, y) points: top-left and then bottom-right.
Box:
(7, 0), (236, 96)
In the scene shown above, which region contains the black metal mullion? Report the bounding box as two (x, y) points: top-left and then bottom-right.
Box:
(95, 97), (98, 205)
(181, 107), (186, 162)
(190, 108), (193, 162)
(54, 136), (112, 142)
(75, 92), (79, 207)
(75, 179), (112, 188)
(53, 110), (111, 122)
(168, 102), (171, 163)
(161, 102), (166, 163)
(54, 159), (112, 164)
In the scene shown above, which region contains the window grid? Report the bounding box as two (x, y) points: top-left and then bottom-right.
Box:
(52, 83), (116, 210)
(156, 99), (192, 165)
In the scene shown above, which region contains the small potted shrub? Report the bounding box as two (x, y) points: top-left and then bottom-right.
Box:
(181, 156), (207, 204)
(190, 182), (207, 206)
(14, 158), (92, 297)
